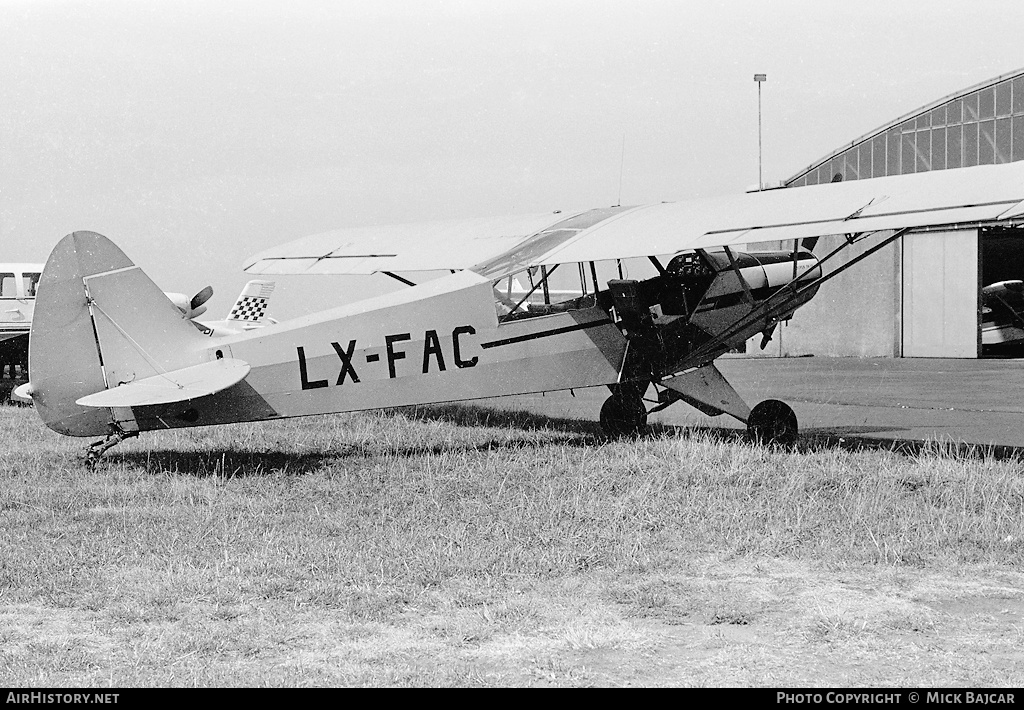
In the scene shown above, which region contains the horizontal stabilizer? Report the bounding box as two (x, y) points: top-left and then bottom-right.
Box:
(76, 358), (250, 408)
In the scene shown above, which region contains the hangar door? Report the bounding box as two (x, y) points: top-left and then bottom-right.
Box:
(901, 229), (978, 358)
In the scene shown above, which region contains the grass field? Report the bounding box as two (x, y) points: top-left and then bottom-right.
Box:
(1, 401), (1023, 687)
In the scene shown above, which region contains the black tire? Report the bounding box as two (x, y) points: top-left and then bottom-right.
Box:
(747, 399), (798, 447)
(600, 394), (648, 438)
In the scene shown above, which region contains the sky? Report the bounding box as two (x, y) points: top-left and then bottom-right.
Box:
(2, 0), (1023, 318)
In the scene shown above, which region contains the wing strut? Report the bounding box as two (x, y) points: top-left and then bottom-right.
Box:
(722, 246), (756, 307)
(382, 271), (417, 287)
(672, 227), (911, 372)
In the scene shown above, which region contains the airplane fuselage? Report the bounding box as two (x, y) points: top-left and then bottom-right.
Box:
(150, 272), (628, 432)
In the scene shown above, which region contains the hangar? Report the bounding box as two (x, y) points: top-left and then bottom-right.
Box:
(750, 68), (1024, 359)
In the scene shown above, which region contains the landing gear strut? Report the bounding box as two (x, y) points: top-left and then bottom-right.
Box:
(747, 399), (798, 447)
(600, 387), (648, 438)
(83, 425), (139, 466)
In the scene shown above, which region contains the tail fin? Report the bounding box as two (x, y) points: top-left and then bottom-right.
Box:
(29, 231), (211, 436)
(226, 280), (275, 325)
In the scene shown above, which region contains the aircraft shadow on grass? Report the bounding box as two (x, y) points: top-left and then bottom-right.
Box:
(113, 447), (346, 478)
(111, 404), (1024, 476)
(396, 402), (606, 437)
(114, 406), (598, 476)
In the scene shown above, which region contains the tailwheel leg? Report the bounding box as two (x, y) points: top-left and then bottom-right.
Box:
(600, 391), (648, 438)
(747, 399), (798, 448)
(83, 426), (139, 466)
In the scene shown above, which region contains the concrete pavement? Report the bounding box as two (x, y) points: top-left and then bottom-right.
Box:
(474, 357), (1024, 450)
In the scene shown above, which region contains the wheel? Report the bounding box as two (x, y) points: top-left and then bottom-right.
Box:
(600, 394), (648, 438)
(747, 399), (798, 447)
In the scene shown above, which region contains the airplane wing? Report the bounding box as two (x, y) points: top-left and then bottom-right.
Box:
(242, 212), (577, 275)
(982, 280), (1024, 299)
(540, 162), (1024, 267)
(243, 162), (1024, 281)
(982, 280), (1024, 316)
(75, 358), (251, 408)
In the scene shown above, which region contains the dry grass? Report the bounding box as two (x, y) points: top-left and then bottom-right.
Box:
(1, 402), (1022, 686)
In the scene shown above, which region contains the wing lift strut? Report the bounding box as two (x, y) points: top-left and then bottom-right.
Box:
(676, 227), (911, 375)
(382, 271), (417, 287)
(628, 227), (913, 444)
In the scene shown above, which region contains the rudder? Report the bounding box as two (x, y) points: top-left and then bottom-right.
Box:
(30, 231), (211, 436)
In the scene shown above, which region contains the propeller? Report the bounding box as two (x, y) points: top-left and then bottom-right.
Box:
(165, 285), (213, 319)
(190, 285), (214, 315)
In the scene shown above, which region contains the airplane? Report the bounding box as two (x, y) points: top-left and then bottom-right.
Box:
(981, 280), (1024, 350)
(165, 280), (278, 337)
(14, 161), (1024, 463)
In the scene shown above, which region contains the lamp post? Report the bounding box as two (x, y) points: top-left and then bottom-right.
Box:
(754, 73), (766, 190)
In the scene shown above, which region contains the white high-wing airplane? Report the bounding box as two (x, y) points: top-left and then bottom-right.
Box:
(165, 280), (278, 336)
(16, 162), (1024, 462)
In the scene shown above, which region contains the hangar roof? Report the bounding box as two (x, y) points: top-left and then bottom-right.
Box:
(786, 68), (1024, 187)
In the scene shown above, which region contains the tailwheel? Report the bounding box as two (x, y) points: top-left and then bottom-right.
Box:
(82, 427), (139, 467)
(600, 393), (648, 438)
(747, 399), (798, 447)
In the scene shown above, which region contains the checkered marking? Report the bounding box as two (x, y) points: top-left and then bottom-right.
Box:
(228, 296), (269, 322)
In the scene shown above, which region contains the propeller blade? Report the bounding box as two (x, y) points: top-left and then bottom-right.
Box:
(190, 285), (214, 310)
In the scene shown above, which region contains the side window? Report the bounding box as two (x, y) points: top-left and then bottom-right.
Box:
(0, 273), (15, 298)
(23, 273), (41, 298)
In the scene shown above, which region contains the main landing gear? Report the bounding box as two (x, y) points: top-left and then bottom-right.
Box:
(746, 399), (798, 448)
(599, 385), (648, 438)
(600, 386), (799, 447)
